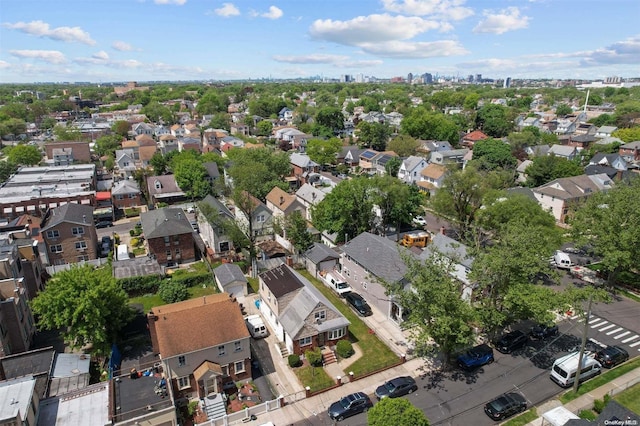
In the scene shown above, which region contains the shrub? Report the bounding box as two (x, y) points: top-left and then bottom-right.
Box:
(593, 398), (605, 414)
(187, 400), (199, 416)
(288, 354), (301, 368)
(130, 237), (140, 247)
(336, 340), (354, 358)
(129, 229), (135, 237)
(171, 271), (213, 288)
(158, 280), (188, 304)
(305, 347), (323, 367)
(118, 275), (162, 296)
(578, 410), (597, 420)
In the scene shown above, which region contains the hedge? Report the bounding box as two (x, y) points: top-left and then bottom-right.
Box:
(118, 275), (162, 296)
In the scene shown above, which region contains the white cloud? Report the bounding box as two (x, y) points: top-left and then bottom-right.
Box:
(0, 61), (10, 69)
(473, 7), (530, 35)
(334, 59), (384, 68)
(154, 0), (187, 5)
(9, 49), (66, 64)
(360, 40), (468, 58)
(214, 3), (240, 17)
(3, 20), (95, 45)
(261, 6), (283, 20)
(92, 51), (110, 61)
(112, 41), (134, 51)
(581, 35), (640, 66)
(381, 0), (474, 21)
(309, 14), (450, 46)
(273, 54), (349, 64)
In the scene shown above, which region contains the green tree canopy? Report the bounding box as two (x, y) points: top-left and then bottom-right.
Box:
(368, 396), (430, 426)
(7, 144), (41, 165)
(225, 148), (291, 200)
(315, 107), (345, 134)
(306, 137), (342, 167)
(555, 104), (573, 116)
(387, 134), (420, 157)
(141, 101), (175, 124)
(0, 161), (18, 184)
(53, 124), (82, 141)
(471, 138), (517, 171)
(94, 134), (122, 157)
(612, 127), (640, 143)
(475, 104), (514, 138)
(372, 175), (424, 236)
(401, 108), (460, 144)
(30, 265), (133, 356)
(170, 151), (211, 200)
(0, 118), (27, 139)
(525, 155), (583, 187)
(283, 210), (314, 254)
(256, 120), (273, 137)
(111, 120), (131, 138)
(356, 121), (391, 150)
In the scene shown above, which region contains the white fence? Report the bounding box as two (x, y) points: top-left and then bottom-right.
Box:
(199, 397), (283, 426)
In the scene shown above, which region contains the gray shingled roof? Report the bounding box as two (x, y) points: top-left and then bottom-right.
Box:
(420, 233), (474, 269)
(259, 263), (304, 298)
(140, 207), (193, 239)
(41, 203), (95, 232)
(214, 263), (247, 287)
(200, 195), (233, 219)
(342, 232), (409, 283)
(304, 242), (340, 264)
(111, 179), (140, 195)
(203, 162), (220, 179)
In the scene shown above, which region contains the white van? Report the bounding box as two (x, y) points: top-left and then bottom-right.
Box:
(551, 250), (573, 269)
(245, 315), (268, 338)
(116, 244), (130, 261)
(550, 351), (602, 388)
(323, 271), (352, 297)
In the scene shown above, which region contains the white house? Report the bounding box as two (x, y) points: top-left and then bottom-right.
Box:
(397, 155), (427, 185)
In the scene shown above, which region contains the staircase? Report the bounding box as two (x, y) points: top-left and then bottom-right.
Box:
(204, 393), (227, 421)
(276, 341), (289, 358)
(322, 349), (337, 365)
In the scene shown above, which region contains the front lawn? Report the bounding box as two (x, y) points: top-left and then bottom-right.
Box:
(299, 270), (400, 377)
(615, 382), (640, 413)
(294, 365), (334, 393)
(502, 408), (538, 426)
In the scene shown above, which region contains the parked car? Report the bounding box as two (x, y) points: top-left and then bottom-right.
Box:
(457, 344), (494, 370)
(495, 330), (529, 354)
(100, 236), (113, 256)
(344, 292), (372, 317)
(595, 345), (629, 368)
(530, 323), (559, 340)
(95, 220), (113, 228)
(484, 392), (527, 421)
(412, 215), (427, 227)
(375, 376), (417, 400)
(328, 392), (373, 421)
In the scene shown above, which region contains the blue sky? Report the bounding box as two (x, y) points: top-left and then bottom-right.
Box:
(1, 0), (639, 83)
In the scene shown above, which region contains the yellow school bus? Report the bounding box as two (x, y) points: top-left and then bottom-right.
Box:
(400, 231), (431, 248)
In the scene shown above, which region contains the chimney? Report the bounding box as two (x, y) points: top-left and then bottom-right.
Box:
(279, 196), (284, 205)
(82, 215), (86, 223)
(440, 226), (446, 235)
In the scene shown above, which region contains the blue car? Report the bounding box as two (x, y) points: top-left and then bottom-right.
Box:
(457, 344), (494, 370)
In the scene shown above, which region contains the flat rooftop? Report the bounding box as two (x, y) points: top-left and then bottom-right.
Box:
(112, 370), (173, 423)
(0, 165), (96, 204)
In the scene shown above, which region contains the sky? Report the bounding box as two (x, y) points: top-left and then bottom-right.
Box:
(1, 0), (639, 84)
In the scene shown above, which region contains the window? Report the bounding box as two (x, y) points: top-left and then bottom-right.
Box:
(75, 241), (87, 250)
(128, 193), (136, 199)
(177, 376), (190, 389)
(72, 227), (84, 235)
(234, 341), (242, 352)
(178, 355), (186, 366)
(164, 236), (170, 246)
(51, 244), (63, 253)
(175, 248), (181, 258)
(77, 255), (89, 262)
(46, 230), (60, 239)
(314, 311), (326, 321)
(221, 365), (229, 376)
(116, 195), (124, 200)
(218, 345), (225, 356)
(234, 360), (245, 374)
(256, 214), (265, 223)
(166, 250), (172, 260)
(328, 328), (346, 340)
(299, 336), (312, 347)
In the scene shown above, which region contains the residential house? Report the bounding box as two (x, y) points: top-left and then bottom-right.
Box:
(295, 183), (330, 222)
(0, 223), (45, 301)
(568, 134), (597, 150)
(203, 162), (220, 192)
(0, 347), (54, 400)
(461, 130), (489, 149)
(197, 195), (234, 258)
(136, 135), (157, 167)
(111, 179), (143, 210)
(574, 122), (596, 136)
(44, 141), (91, 164)
(416, 140), (452, 159)
(278, 107), (293, 122)
(417, 163), (447, 195)
(554, 118), (577, 135)
(548, 144), (578, 161)
(40, 204), (98, 265)
(170, 124), (185, 138)
(114, 149), (136, 179)
(517, 116), (541, 131)
(304, 242), (340, 279)
(619, 141), (640, 162)
(358, 149), (379, 174)
(0, 376), (39, 426)
(589, 153), (628, 171)
(229, 123), (249, 136)
(397, 156), (427, 185)
(140, 208), (196, 266)
(147, 294), (251, 403)
(265, 187), (305, 220)
(51, 148), (73, 166)
(146, 175), (186, 207)
(154, 125), (171, 139)
(372, 151), (399, 176)
(158, 134), (179, 155)
(234, 192), (273, 240)
(178, 137), (202, 153)
(584, 164), (620, 180)
(132, 122), (153, 136)
(94, 191), (114, 223)
(213, 263), (247, 298)
(340, 232), (410, 326)
(219, 136), (244, 153)
(430, 148), (469, 167)
(525, 145), (551, 158)
(289, 153), (319, 186)
(532, 173), (614, 223)
(258, 263), (350, 356)
(338, 146), (364, 169)
(516, 160), (533, 183)
(595, 126), (618, 138)
(121, 140), (140, 161)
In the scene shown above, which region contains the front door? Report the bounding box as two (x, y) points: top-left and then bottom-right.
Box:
(318, 332), (325, 347)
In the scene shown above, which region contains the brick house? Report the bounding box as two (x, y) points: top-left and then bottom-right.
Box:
(40, 204), (98, 265)
(147, 294), (251, 401)
(44, 141), (91, 164)
(461, 130), (489, 148)
(258, 263), (350, 356)
(140, 208), (196, 266)
(111, 179), (143, 210)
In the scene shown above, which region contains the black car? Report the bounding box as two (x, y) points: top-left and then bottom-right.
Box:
(595, 345), (629, 368)
(484, 392), (527, 421)
(328, 392), (373, 421)
(375, 376), (418, 400)
(457, 344), (494, 370)
(344, 292), (372, 317)
(95, 220), (113, 228)
(495, 330), (529, 354)
(530, 323), (559, 340)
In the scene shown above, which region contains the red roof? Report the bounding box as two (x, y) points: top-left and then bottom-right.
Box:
(96, 191), (111, 201)
(464, 130), (489, 141)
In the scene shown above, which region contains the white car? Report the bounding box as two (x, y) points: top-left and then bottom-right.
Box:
(412, 215), (427, 227)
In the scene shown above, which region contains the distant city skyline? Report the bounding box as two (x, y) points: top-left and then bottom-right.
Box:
(1, 0), (639, 84)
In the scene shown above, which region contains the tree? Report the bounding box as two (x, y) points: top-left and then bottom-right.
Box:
(112, 120), (131, 138)
(30, 265), (132, 356)
(315, 107), (344, 134)
(53, 124), (81, 141)
(306, 137), (342, 167)
(555, 104), (572, 116)
(256, 120), (273, 137)
(0, 118), (27, 139)
(571, 178), (640, 286)
(394, 252), (476, 366)
(150, 152), (168, 175)
(475, 104), (514, 138)
(372, 176), (423, 236)
(94, 134), (122, 157)
(401, 108), (460, 144)
(158, 280), (188, 304)
(283, 210), (314, 254)
(172, 157), (210, 200)
(525, 155), (583, 187)
(226, 148), (291, 201)
(477, 192), (558, 235)
(368, 397), (430, 426)
(612, 127), (640, 143)
(471, 138), (517, 171)
(356, 121), (391, 150)
(0, 161), (18, 184)
(7, 144), (41, 165)
(387, 134), (420, 157)
(312, 177), (375, 243)
(141, 101), (174, 124)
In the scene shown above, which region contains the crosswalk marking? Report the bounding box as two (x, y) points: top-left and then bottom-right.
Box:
(589, 317), (603, 325)
(597, 324), (616, 332)
(629, 340), (640, 348)
(614, 331), (631, 340)
(606, 327), (624, 336)
(622, 335), (639, 343)
(590, 319), (608, 328)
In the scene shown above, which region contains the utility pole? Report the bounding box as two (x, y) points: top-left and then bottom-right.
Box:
(573, 293), (594, 394)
